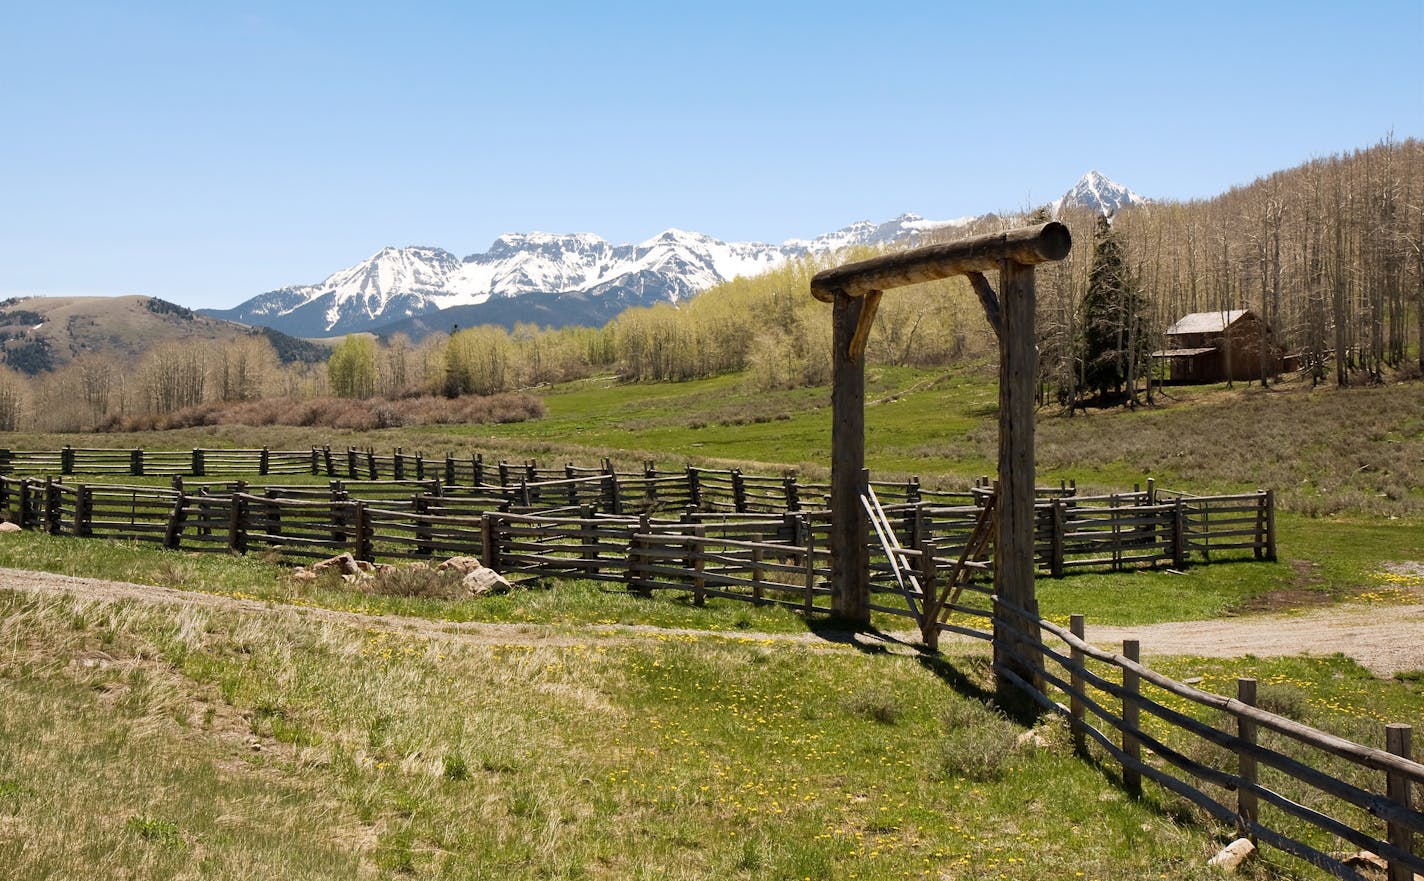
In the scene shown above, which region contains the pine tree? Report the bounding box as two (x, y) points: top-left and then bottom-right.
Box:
(1079, 215), (1148, 401)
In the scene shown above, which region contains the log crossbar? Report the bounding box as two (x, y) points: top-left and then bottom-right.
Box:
(810, 222), (1072, 300)
(810, 222), (1071, 709)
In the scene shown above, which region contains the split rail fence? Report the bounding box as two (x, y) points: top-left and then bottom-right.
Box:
(995, 605), (1420, 881)
(0, 447), (1414, 877)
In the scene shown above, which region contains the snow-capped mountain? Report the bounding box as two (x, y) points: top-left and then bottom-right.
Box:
(205, 173), (1138, 338)
(1052, 171), (1148, 218)
(204, 216), (970, 338)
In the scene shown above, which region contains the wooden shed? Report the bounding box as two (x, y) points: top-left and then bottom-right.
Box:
(1151, 309), (1283, 383)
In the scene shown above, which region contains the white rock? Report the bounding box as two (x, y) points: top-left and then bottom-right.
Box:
(0, 521), (21, 533)
(312, 553), (362, 575)
(1208, 838), (1255, 872)
(462, 566), (512, 596)
(438, 555), (484, 574)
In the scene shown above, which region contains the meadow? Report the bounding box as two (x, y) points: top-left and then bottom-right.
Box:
(1, 367), (1422, 879)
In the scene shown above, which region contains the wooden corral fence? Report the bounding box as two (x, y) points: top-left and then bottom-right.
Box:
(0, 473), (1273, 586)
(0, 465), (1413, 877)
(995, 605), (1421, 881)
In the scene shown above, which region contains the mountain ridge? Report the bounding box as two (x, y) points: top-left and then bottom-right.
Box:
(203, 172), (1142, 339)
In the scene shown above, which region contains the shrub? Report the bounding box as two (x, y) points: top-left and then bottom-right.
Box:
(938, 699), (1021, 781)
(844, 687), (903, 725)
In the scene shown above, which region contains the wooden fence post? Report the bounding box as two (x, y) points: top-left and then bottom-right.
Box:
(1385, 723), (1414, 881)
(480, 514), (496, 569)
(323, 446), (335, 476)
(690, 522), (706, 607)
(17, 479), (33, 529)
(1070, 614), (1087, 756)
(131, 448), (144, 476)
(784, 475), (800, 511)
(310, 447), (320, 475)
(603, 469), (622, 516)
(732, 469), (747, 513)
(353, 502), (372, 562)
(644, 460), (658, 506)
(920, 544), (938, 650)
(415, 452), (425, 481)
(1172, 499), (1187, 568)
(75, 485), (93, 538)
(192, 449), (205, 477)
(751, 545), (765, 604)
(163, 494), (186, 550)
(61, 446), (75, 476)
(227, 494), (247, 554)
(393, 448), (405, 481)
(1050, 498), (1066, 579)
(687, 467), (702, 509)
(1263, 490), (1277, 562)
(365, 449), (377, 480)
(259, 446), (270, 476)
(1122, 639), (1142, 796)
(472, 453), (484, 487)
(1237, 678), (1259, 841)
(413, 496), (432, 556)
(803, 515), (817, 615)
(347, 448), (359, 479)
(44, 479), (61, 534)
(445, 453), (457, 486)
(580, 505), (599, 576)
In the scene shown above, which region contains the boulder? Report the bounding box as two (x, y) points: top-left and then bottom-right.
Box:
(1208, 838), (1255, 872)
(289, 567), (319, 582)
(438, 556), (484, 574)
(312, 553), (363, 576)
(1339, 851), (1387, 874)
(0, 521), (21, 533)
(462, 566), (512, 596)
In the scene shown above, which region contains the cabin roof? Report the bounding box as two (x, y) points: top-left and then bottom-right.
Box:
(1150, 347), (1217, 358)
(1164, 309), (1249, 336)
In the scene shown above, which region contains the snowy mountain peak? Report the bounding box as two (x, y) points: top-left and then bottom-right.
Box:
(1053, 171), (1148, 218)
(207, 171), (1138, 338)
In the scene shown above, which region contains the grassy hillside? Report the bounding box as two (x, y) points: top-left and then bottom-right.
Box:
(0, 295), (325, 374)
(3, 583), (1419, 880)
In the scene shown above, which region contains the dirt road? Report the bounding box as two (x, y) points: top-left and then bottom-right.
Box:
(2, 566), (1422, 675)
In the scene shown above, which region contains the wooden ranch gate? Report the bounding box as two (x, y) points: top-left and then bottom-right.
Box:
(810, 221), (1071, 694)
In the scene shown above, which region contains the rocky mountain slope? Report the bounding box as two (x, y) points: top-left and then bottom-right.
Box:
(203, 172), (1142, 339)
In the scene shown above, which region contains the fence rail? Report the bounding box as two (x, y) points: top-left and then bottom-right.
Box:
(1, 451), (1410, 878)
(994, 605), (1421, 881)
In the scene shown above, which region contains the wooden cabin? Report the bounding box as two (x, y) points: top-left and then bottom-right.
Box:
(1151, 309), (1284, 383)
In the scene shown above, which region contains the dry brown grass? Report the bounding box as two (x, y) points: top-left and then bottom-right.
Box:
(98, 393), (545, 432)
(1031, 378), (1424, 517)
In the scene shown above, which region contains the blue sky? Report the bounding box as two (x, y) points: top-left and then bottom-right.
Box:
(2, 0), (1420, 309)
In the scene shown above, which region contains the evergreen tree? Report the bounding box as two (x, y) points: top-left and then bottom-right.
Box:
(1078, 215), (1148, 401)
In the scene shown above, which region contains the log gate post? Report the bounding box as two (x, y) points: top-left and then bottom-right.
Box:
(811, 222), (1070, 694)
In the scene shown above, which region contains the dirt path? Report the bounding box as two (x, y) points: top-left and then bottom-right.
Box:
(3, 566), (1422, 675)
(1087, 605), (1424, 675)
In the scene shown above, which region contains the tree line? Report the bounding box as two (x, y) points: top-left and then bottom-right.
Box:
(2, 137), (1415, 433)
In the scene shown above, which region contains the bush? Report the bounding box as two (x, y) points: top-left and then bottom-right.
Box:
(97, 393), (545, 432)
(844, 687), (903, 725)
(938, 699), (1021, 781)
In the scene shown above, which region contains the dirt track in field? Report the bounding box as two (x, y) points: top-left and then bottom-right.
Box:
(2, 566), (1422, 675)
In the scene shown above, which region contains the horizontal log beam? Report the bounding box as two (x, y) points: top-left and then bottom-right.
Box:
(810, 222), (1072, 301)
